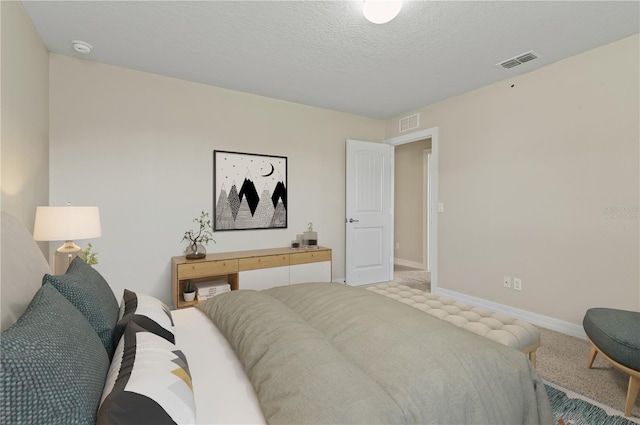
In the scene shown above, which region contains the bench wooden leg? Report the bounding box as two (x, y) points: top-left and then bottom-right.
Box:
(587, 344), (597, 369)
(522, 342), (540, 368)
(625, 375), (640, 417)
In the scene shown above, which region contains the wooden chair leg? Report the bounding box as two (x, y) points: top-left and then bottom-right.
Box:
(529, 351), (537, 368)
(587, 345), (597, 369)
(624, 375), (640, 417)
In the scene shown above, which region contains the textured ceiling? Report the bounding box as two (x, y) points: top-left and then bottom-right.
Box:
(21, 1), (640, 119)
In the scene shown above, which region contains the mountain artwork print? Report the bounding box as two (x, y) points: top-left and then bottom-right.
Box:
(213, 150), (287, 231)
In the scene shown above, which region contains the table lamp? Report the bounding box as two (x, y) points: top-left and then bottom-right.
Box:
(33, 205), (102, 274)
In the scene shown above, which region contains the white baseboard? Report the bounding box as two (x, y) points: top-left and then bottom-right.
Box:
(394, 258), (425, 270)
(432, 287), (586, 340)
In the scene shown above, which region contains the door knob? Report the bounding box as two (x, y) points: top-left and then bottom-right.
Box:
(348, 218), (359, 223)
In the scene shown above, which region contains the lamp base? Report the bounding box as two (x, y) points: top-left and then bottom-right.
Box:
(53, 241), (81, 275)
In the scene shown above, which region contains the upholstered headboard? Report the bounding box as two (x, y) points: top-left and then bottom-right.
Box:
(0, 212), (51, 331)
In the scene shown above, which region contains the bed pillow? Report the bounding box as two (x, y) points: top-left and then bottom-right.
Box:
(1, 283), (110, 425)
(97, 322), (195, 425)
(113, 289), (175, 346)
(43, 256), (119, 357)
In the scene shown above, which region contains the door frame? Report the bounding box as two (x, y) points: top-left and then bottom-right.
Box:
(423, 148), (432, 272)
(385, 127), (439, 291)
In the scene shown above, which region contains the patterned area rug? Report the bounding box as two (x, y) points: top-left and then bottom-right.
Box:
(546, 380), (639, 425)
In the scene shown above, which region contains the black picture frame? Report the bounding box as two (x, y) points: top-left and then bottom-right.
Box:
(213, 150), (287, 231)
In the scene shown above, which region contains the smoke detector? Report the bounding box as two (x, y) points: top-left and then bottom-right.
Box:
(71, 40), (93, 55)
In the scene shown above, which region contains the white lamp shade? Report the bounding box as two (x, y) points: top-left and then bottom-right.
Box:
(33, 206), (102, 241)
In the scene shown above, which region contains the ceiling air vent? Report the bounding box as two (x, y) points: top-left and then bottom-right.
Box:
(496, 51), (540, 70)
(399, 113), (419, 132)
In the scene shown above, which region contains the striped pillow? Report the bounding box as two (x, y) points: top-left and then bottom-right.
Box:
(113, 289), (174, 346)
(97, 322), (195, 425)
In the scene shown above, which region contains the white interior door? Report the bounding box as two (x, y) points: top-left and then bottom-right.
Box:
(345, 139), (393, 286)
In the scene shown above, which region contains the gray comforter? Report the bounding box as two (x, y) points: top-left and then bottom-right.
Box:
(198, 282), (553, 424)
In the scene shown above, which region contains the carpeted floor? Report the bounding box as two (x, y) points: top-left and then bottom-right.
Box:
(393, 266), (430, 292)
(391, 266), (640, 420)
(537, 327), (639, 419)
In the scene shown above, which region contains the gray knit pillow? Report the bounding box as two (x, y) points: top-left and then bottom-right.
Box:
(0, 283), (110, 425)
(43, 256), (119, 358)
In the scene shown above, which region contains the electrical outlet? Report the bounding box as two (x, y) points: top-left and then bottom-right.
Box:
(513, 278), (522, 291)
(503, 276), (512, 289)
(395, 243), (400, 250)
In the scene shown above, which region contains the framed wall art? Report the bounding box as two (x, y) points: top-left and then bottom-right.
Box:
(213, 150), (287, 231)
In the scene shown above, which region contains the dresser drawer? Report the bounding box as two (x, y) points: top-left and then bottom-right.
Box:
(290, 250), (331, 265)
(177, 259), (238, 279)
(239, 254), (289, 271)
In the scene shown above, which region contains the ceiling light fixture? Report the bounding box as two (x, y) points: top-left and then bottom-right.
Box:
(363, 0), (403, 24)
(71, 40), (93, 55)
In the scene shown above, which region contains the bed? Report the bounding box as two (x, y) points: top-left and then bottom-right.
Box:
(0, 212), (553, 424)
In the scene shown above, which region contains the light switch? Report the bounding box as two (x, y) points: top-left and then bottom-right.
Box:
(438, 203), (444, 213)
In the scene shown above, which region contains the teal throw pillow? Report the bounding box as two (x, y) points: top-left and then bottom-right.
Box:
(43, 256), (119, 358)
(0, 283), (110, 425)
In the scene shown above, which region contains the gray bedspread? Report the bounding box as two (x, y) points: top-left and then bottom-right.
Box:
(198, 282), (553, 424)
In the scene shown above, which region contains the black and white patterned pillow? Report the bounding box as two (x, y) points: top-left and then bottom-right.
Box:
(43, 256), (119, 358)
(1, 283), (110, 425)
(113, 289), (175, 346)
(97, 322), (195, 425)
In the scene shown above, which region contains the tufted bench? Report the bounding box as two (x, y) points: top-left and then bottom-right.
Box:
(583, 308), (640, 417)
(367, 282), (541, 366)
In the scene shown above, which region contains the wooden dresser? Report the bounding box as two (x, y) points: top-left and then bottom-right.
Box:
(171, 246), (331, 309)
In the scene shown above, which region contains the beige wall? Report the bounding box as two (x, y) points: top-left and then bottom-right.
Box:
(394, 138), (431, 267)
(3, 2), (637, 329)
(386, 34), (640, 326)
(0, 1), (49, 253)
(49, 55), (385, 305)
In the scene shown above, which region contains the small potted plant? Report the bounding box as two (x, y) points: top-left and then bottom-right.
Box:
(182, 211), (215, 259)
(79, 242), (98, 266)
(183, 281), (196, 302)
